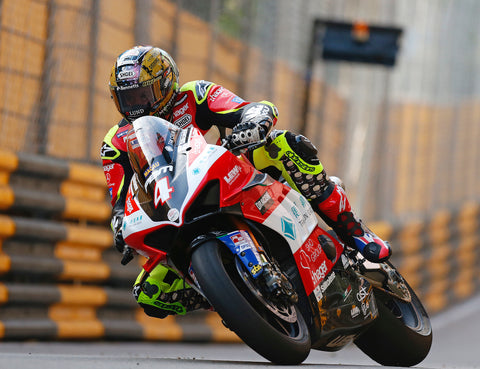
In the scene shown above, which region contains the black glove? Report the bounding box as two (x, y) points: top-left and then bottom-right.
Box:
(231, 118), (272, 148)
(111, 214), (126, 253)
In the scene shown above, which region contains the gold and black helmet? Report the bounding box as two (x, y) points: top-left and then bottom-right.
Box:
(109, 46), (179, 122)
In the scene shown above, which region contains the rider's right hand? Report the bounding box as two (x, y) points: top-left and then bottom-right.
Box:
(114, 228), (126, 253)
(111, 214), (126, 253)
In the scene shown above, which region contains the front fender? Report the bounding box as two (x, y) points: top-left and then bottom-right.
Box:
(191, 230), (265, 279)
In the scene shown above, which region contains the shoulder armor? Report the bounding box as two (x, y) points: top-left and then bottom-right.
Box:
(180, 80), (214, 104)
(100, 125), (121, 160)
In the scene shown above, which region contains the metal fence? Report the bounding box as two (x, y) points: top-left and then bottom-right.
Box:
(1, 0), (479, 224)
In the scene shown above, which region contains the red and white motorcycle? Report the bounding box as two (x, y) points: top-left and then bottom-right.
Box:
(122, 115), (432, 366)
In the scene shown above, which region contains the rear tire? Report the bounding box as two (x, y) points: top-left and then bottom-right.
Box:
(191, 240), (311, 365)
(355, 273), (432, 367)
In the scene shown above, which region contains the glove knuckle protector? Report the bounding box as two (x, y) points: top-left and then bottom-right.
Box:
(111, 214), (125, 252)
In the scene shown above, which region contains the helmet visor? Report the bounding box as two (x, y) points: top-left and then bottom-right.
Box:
(113, 82), (164, 121)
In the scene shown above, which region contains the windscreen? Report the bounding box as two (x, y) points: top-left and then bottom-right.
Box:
(127, 116), (180, 183)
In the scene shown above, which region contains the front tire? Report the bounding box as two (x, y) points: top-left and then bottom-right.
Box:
(191, 239), (311, 365)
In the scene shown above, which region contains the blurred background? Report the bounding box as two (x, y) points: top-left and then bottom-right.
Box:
(0, 0), (479, 332)
(2, 0), (479, 223)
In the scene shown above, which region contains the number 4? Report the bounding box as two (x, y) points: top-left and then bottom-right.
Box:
(154, 177), (174, 207)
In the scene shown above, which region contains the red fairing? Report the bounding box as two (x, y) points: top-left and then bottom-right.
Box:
(293, 228), (343, 296)
(239, 179), (289, 224)
(187, 128), (208, 166)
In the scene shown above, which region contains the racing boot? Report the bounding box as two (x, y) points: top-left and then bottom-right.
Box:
(133, 264), (211, 319)
(312, 180), (392, 263)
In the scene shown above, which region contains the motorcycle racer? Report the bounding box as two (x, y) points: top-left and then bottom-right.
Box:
(101, 46), (391, 318)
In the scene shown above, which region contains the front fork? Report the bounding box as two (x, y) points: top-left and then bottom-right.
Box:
(190, 229), (298, 305)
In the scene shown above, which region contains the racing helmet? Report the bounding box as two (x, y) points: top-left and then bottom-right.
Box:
(109, 46), (179, 122)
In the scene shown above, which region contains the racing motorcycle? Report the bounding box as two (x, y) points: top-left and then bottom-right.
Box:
(121, 116), (432, 366)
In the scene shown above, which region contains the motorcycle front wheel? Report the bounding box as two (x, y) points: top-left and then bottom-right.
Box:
(191, 239), (311, 365)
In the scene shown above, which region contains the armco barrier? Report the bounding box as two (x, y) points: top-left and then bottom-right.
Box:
(0, 149), (479, 340)
(0, 149), (238, 342)
(386, 202), (480, 314)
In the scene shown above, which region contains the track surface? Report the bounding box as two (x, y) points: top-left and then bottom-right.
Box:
(1, 294), (479, 368)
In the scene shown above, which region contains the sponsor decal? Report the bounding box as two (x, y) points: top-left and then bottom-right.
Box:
(250, 264), (262, 275)
(299, 195), (308, 208)
(284, 151), (316, 172)
(118, 70), (135, 79)
(144, 163), (173, 178)
(209, 86), (223, 102)
(291, 201), (313, 228)
(224, 165), (241, 184)
(301, 238), (323, 263)
(173, 114), (192, 128)
(308, 245), (322, 263)
(126, 215), (143, 226)
(313, 285), (323, 302)
(343, 285), (352, 301)
(103, 164), (115, 172)
(141, 75), (162, 87)
(229, 233), (243, 244)
(153, 300), (185, 314)
(299, 250), (312, 270)
(173, 103), (189, 118)
(167, 208), (179, 222)
(126, 197), (134, 214)
(231, 96), (245, 104)
(361, 301), (370, 316)
(291, 205), (300, 219)
(118, 83), (139, 90)
(320, 271), (335, 293)
(281, 216), (296, 240)
(116, 129), (129, 139)
(255, 191), (274, 214)
(311, 260), (328, 285)
(356, 286), (369, 302)
(304, 238), (315, 252)
(351, 305), (361, 318)
(128, 108), (145, 116)
(129, 138), (139, 149)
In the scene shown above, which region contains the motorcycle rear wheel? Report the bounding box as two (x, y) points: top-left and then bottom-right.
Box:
(354, 264), (432, 367)
(191, 239), (311, 365)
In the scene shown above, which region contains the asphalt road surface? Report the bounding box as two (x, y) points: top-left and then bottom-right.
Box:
(1, 294), (479, 369)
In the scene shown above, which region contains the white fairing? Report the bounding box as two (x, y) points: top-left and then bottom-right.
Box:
(261, 188), (318, 254)
(122, 143), (227, 240)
